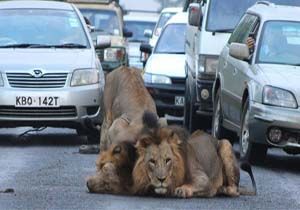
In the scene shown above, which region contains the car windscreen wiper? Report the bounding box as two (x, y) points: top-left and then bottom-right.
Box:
(212, 29), (234, 34)
(0, 43), (49, 48)
(50, 43), (88, 49)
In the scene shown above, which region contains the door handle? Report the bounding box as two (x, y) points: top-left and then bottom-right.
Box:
(224, 61), (228, 68)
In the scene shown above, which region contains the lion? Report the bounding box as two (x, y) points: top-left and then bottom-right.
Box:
(132, 111), (256, 198)
(99, 66), (157, 153)
(86, 142), (136, 194)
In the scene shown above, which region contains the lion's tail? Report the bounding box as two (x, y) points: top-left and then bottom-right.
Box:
(239, 162), (257, 196)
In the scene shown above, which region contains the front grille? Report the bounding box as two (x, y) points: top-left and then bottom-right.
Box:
(171, 77), (185, 85)
(0, 106), (77, 118)
(6, 73), (68, 88)
(96, 49), (104, 62)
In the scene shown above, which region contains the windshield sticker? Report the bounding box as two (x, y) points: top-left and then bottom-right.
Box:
(69, 18), (79, 27)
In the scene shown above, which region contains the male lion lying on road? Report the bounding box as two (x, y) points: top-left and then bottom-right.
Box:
(99, 66), (157, 153)
(132, 112), (256, 198)
(86, 142), (136, 194)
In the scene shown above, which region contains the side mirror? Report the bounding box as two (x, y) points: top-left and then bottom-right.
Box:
(123, 28), (133, 38)
(144, 29), (153, 38)
(188, 3), (202, 27)
(229, 43), (250, 60)
(95, 36), (111, 49)
(140, 43), (152, 54)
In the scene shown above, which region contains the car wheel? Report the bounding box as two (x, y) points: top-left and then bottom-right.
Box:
(212, 89), (234, 143)
(240, 98), (267, 164)
(212, 89), (225, 137)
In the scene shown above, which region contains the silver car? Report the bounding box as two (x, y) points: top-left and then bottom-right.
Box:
(0, 1), (105, 140)
(213, 2), (300, 164)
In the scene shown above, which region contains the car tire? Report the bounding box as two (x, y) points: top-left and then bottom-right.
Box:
(240, 98), (267, 164)
(212, 89), (234, 143)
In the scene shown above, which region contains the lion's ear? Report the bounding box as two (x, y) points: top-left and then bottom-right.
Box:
(169, 131), (183, 145)
(135, 136), (152, 149)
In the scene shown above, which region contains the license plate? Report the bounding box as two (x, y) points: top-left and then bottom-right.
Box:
(15, 96), (60, 107)
(175, 96), (185, 106)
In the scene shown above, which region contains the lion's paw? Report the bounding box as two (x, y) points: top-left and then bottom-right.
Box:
(174, 186), (193, 198)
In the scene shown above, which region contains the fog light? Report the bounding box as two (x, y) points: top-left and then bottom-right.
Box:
(268, 127), (282, 143)
(201, 89), (210, 100)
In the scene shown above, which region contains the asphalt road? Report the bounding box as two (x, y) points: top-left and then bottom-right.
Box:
(0, 128), (299, 210)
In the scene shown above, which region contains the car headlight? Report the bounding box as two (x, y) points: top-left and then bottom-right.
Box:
(0, 73), (3, 87)
(263, 86), (297, 108)
(197, 55), (219, 76)
(71, 69), (99, 87)
(104, 47), (125, 62)
(143, 73), (172, 84)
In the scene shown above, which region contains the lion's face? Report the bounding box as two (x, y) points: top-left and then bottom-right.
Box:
(96, 143), (135, 171)
(133, 127), (186, 195)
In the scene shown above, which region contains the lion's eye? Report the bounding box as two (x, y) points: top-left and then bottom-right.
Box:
(149, 159), (156, 165)
(166, 158), (171, 164)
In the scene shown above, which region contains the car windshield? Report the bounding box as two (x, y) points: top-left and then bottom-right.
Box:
(207, 0), (300, 32)
(80, 9), (120, 35)
(155, 23), (186, 54)
(154, 12), (176, 36)
(0, 9), (89, 48)
(257, 21), (300, 65)
(125, 21), (156, 42)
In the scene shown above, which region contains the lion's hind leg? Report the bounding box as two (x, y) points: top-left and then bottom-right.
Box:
(218, 139), (240, 197)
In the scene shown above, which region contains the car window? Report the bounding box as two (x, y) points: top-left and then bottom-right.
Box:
(154, 12), (176, 36)
(257, 21), (300, 65)
(228, 14), (258, 44)
(154, 23), (186, 54)
(0, 9), (89, 47)
(80, 9), (120, 36)
(125, 21), (156, 42)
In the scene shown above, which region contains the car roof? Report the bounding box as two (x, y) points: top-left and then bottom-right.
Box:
(124, 11), (159, 22)
(161, 7), (182, 13)
(248, 2), (300, 22)
(0, 0), (73, 10)
(165, 12), (187, 25)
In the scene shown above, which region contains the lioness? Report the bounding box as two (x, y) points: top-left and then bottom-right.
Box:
(99, 66), (157, 152)
(132, 112), (256, 198)
(86, 142), (136, 194)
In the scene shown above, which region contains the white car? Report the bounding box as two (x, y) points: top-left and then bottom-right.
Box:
(146, 7), (182, 47)
(141, 12), (187, 121)
(124, 11), (158, 69)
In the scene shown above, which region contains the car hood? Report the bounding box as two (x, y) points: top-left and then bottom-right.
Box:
(257, 63), (300, 99)
(145, 53), (185, 78)
(0, 49), (94, 72)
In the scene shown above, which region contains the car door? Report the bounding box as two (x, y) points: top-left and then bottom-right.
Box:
(222, 14), (259, 125)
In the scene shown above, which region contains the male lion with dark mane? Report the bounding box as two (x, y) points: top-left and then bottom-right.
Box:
(132, 112), (256, 198)
(86, 142), (136, 194)
(99, 66), (157, 152)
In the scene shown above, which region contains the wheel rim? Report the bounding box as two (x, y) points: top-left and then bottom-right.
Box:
(241, 110), (250, 157)
(213, 98), (221, 138)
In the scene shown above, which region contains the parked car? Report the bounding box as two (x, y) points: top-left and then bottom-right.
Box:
(145, 7), (182, 48)
(69, 0), (132, 72)
(141, 12), (187, 122)
(124, 11), (158, 69)
(0, 0), (106, 141)
(213, 2), (300, 164)
(184, 0), (300, 132)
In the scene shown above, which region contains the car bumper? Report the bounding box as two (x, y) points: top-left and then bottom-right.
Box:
(145, 82), (185, 118)
(0, 84), (104, 129)
(249, 101), (300, 152)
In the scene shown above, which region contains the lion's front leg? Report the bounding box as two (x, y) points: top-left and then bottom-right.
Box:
(174, 171), (217, 198)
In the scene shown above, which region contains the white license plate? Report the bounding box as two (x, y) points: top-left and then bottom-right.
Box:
(15, 96), (60, 107)
(175, 96), (185, 106)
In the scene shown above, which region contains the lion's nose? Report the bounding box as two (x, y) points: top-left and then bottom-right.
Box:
(157, 176), (166, 183)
